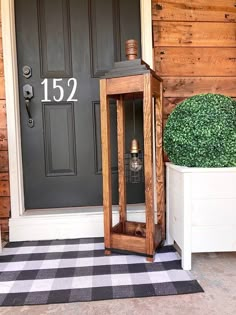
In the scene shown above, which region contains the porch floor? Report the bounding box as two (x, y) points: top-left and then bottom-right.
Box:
(1, 251), (235, 315)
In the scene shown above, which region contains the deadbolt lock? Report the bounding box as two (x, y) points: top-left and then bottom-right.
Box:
(22, 65), (32, 79)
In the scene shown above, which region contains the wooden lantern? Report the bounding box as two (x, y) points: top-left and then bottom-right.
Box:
(100, 58), (165, 262)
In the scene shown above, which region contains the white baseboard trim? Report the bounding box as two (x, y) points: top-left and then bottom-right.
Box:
(9, 205), (147, 241)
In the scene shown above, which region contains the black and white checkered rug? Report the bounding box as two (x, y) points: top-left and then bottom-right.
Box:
(0, 238), (203, 306)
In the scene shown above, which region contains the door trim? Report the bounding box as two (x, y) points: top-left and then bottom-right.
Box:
(1, 0), (25, 219)
(1, 0), (153, 241)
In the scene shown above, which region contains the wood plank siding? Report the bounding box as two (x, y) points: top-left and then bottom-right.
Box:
(0, 1), (235, 239)
(152, 0), (236, 120)
(0, 8), (9, 241)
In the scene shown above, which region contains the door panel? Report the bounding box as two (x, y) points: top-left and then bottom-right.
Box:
(38, 0), (72, 78)
(15, 0), (144, 209)
(89, 0), (118, 77)
(43, 102), (76, 176)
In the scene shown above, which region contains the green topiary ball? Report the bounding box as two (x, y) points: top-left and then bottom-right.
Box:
(163, 93), (236, 167)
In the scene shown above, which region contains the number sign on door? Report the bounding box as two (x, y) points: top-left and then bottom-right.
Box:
(41, 78), (78, 102)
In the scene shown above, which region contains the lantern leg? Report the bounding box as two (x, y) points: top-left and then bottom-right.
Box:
(143, 74), (155, 260)
(117, 95), (126, 232)
(100, 79), (112, 255)
(155, 88), (165, 241)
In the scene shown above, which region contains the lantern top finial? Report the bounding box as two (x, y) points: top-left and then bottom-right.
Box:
(125, 39), (138, 60)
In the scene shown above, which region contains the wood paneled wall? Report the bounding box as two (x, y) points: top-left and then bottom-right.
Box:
(0, 10), (10, 241)
(152, 0), (236, 120)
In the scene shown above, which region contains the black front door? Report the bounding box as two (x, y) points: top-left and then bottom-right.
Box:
(15, 0), (144, 209)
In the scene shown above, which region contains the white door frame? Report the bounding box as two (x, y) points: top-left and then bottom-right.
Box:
(1, 0), (153, 241)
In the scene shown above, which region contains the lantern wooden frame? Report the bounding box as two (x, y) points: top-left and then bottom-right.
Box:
(100, 62), (165, 262)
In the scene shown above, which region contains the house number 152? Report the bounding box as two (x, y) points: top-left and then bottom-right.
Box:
(41, 78), (78, 102)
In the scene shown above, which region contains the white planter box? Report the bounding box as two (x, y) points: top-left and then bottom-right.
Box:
(166, 162), (236, 270)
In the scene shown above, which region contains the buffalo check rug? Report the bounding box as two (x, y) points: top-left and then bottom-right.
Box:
(0, 237), (203, 306)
